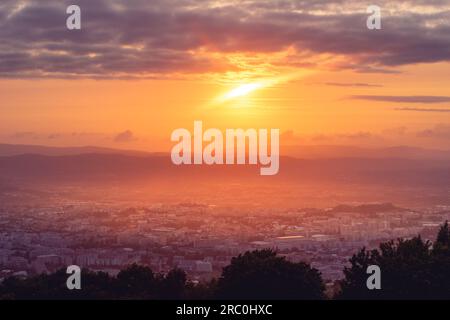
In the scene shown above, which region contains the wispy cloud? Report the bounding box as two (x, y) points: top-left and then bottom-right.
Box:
(114, 130), (136, 143)
(326, 82), (383, 88)
(10, 131), (38, 139)
(396, 107), (450, 112)
(417, 124), (450, 139)
(352, 95), (450, 104)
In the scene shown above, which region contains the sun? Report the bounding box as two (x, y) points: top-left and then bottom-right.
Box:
(212, 72), (309, 107)
(223, 83), (263, 100)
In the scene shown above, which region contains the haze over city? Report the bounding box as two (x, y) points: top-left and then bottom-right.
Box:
(0, 0), (449, 302)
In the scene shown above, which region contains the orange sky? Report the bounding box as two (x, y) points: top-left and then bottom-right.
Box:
(1, 61), (450, 150)
(1, 1), (450, 151)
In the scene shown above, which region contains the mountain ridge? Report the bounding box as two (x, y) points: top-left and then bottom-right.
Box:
(1, 143), (450, 160)
(0, 152), (448, 187)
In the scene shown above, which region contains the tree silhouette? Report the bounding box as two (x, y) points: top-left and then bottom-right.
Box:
(339, 221), (450, 299)
(215, 249), (324, 300)
(158, 268), (187, 299)
(434, 220), (450, 254)
(0, 269), (114, 300)
(116, 264), (155, 299)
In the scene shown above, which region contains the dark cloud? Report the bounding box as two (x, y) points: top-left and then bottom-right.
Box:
(311, 131), (376, 141)
(47, 133), (62, 139)
(338, 132), (374, 139)
(325, 82), (383, 88)
(352, 95), (450, 103)
(416, 125), (450, 139)
(0, 0), (450, 78)
(10, 131), (37, 139)
(396, 107), (450, 112)
(114, 130), (135, 143)
(383, 126), (407, 136)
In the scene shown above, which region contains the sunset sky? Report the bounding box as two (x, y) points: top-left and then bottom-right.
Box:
(1, 0), (449, 151)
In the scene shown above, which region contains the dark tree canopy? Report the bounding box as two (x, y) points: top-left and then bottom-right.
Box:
(339, 221), (450, 299)
(0, 269), (114, 300)
(215, 249), (325, 300)
(0, 264), (187, 300)
(158, 268), (187, 299)
(435, 220), (450, 253)
(116, 264), (155, 298)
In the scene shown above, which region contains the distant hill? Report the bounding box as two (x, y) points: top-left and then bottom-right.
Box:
(282, 145), (450, 160)
(0, 143), (151, 157)
(0, 153), (448, 187)
(1, 143), (449, 160)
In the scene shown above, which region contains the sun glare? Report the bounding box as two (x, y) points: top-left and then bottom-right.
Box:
(212, 72), (311, 107)
(223, 83), (263, 100)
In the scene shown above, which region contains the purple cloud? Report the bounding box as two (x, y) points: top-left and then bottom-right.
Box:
(352, 95), (450, 104)
(396, 107), (450, 112)
(114, 130), (135, 143)
(0, 0), (449, 78)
